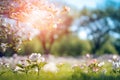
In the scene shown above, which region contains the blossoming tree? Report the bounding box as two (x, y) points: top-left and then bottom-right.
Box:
(0, 0), (73, 56)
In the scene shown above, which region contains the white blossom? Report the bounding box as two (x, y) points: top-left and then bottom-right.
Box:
(29, 53), (41, 62)
(18, 60), (29, 67)
(1, 43), (7, 52)
(14, 66), (22, 72)
(4, 63), (10, 68)
(112, 60), (120, 69)
(43, 62), (58, 73)
(0, 62), (3, 65)
(37, 57), (45, 63)
(86, 53), (90, 58)
(113, 55), (118, 60)
(98, 62), (104, 67)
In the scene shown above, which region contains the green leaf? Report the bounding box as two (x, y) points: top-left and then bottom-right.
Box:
(26, 59), (31, 64)
(31, 64), (37, 68)
(17, 64), (24, 69)
(18, 69), (25, 72)
(39, 62), (46, 67)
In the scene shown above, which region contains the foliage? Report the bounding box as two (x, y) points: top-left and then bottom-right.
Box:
(52, 35), (91, 56)
(93, 37), (118, 55)
(114, 39), (120, 54)
(18, 37), (43, 55)
(75, 1), (120, 54)
(96, 42), (118, 55)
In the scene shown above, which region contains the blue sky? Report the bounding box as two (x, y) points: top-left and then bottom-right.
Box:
(58, 0), (120, 10)
(60, 0), (103, 10)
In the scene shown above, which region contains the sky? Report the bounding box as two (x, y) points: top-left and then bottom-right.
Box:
(60, 0), (102, 10)
(59, 0), (120, 10)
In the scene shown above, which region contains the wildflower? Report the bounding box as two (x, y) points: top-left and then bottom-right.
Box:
(93, 67), (99, 72)
(29, 53), (41, 62)
(37, 57), (45, 63)
(1, 43), (7, 52)
(14, 66), (22, 72)
(98, 62), (104, 67)
(88, 59), (105, 72)
(0, 62), (3, 65)
(113, 55), (118, 60)
(89, 59), (97, 65)
(18, 59), (29, 67)
(43, 62), (58, 73)
(86, 53), (90, 58)
(108, 59), (112, 63)
(13, 54), (18, 59)
(4, 63), (9, 68)
(112, 60), (120, 69)
(92, 59), (97, 63)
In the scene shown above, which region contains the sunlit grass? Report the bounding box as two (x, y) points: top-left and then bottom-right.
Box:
(0, 64), (72, 80)
(0, 63), (120, 80)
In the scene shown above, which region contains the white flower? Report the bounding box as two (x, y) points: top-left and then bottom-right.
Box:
(29, 53), (41, 62)
(113, 62), (119, 69)
(108, 59), (112, 63)
(37, 57), (45, 63)
(0, 62), (3, 65)
(1, 43), (7, 52)
(98, 62), (104, 67)
(112, 61), (120, 69)
(18, 60), (29, 67)
(86, 53), (90, 58)
(113, 55), (118, 60)
(4, 63), (9, 68)
(34, 68), (38, 72)
(43, 62), (58, 73)
(14, 66), (22, 72)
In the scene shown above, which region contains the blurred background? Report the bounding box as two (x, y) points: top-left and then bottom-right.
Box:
(0, 0), (120, 57)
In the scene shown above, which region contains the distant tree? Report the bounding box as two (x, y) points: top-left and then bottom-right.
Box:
(76, 1), (120, 54)
(113, 38), (120, 54)
(52, 35), (91, 56)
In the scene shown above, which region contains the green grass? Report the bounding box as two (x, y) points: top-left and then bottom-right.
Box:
(0, 63), (120, 80)
(0, 64), (72, 80)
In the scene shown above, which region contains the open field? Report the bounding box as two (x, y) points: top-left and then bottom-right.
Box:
(0, 54), (120, 80)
